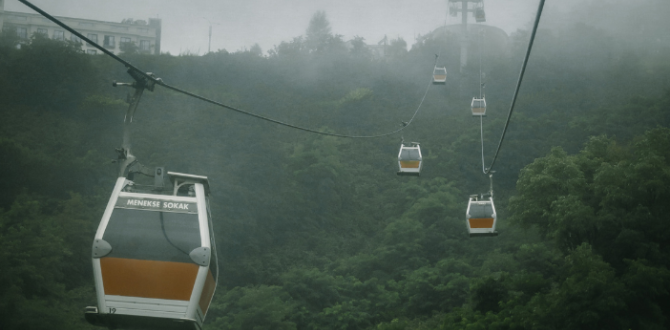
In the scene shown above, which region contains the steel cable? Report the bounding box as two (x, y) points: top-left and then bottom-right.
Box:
(19, 0), (438, 139)
(480, 114), (486, 174)
(477, 20), (486, 174)
(482, 0), (545, 174)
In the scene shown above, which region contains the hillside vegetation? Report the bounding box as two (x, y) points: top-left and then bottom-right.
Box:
(1, 4), (670, 329)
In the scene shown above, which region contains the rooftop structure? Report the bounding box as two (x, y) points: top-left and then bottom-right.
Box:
(448, 0), (487, 70)
(0, 0), (161, 55)
(425, 23), (510, 59)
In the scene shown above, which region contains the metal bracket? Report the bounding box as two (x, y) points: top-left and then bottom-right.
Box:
(113, 68), (159, 92)
(189, 247), (211, 266)
(92, 238), (112, 258)
(488, 171), (495, 198)
(114, 147), (136, 178)
(111, 68), (163, 179)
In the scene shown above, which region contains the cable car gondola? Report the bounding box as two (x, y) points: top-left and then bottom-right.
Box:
(471, 97), (486, 116)
(86, 171), (218, 330)
(397, 142), (422, 176)
(466, 195), (497, 237)
(432, 66), (447, 85)
(475, 0), (486, 23)
(82, 66), (218, 330)
(475, 8), (486, 23)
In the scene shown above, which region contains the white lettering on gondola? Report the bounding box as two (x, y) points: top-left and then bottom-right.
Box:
(163, 202), (189, 210)
(126, 199), (161, 208)
(118, 198), (195, 213)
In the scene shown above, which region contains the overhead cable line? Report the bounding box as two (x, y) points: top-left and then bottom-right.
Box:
(19, 0), (436, 139)
(477, 24), (487, 174)
(478, 26), (484, 100)
(480, 115), (486, 173)
(482, 0), (545, 174)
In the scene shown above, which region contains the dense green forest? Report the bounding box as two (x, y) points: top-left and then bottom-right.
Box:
(1, 2), (670, 329)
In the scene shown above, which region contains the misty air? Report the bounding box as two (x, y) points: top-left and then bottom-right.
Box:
(1, 0), (669, 329)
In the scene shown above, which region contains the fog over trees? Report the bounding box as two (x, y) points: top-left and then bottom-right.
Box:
(1, 1), (670, 329)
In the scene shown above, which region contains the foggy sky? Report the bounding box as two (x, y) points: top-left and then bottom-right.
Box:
(6, 0), (548, 55)
(5, 0), (614, 55)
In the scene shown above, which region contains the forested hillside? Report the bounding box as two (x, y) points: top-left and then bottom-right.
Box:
(1, 2), (670, 329)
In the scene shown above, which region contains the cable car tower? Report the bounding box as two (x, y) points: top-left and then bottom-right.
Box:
(448, 0), (486, 72)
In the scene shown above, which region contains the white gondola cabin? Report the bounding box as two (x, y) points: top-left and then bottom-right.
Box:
(471, 97), (486, 116)
(475, 8), (486, 23)
(466, 196), (498, 237)
(85, 171), (218, 330)
(397, 142), (422, 176)
(433, 66), (447, 85)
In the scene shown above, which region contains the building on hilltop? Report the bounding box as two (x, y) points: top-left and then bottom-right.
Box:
(0, 0), (161, 55)
(422, 24), (510, 60)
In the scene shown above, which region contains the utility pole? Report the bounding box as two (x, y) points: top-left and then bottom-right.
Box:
(203, 17), (215, 53)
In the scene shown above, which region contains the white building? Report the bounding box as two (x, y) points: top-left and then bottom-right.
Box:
(0, 0), (161, 55)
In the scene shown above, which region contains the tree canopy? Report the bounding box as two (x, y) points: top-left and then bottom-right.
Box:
(1, 3), (670, 329)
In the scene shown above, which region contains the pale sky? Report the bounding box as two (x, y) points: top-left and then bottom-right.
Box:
(5, 0), (553, 55)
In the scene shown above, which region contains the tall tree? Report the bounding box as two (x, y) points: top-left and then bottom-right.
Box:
(305, 11), (332, 53)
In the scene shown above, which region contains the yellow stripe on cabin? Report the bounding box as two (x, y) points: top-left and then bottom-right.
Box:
(469, 218), (494, 228)
(400, 161), (421, 168)
(101, 257), (199, 300)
